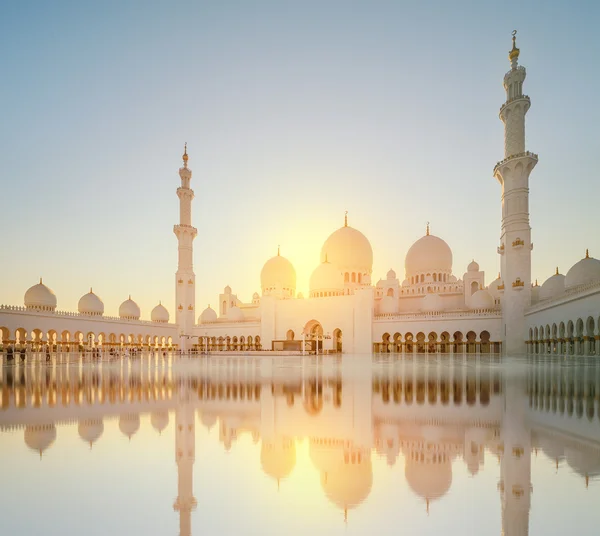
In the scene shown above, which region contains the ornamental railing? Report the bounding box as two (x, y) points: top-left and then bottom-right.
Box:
(494, 151), (539, 174)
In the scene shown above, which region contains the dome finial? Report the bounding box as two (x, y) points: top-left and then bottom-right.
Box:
(585, 248), (589, 259)
(556, 266), (559, 275)
(128, 294), (131, 300)
(182, 142), (188, 166)
(325, 253), (329, 263)
(344, 211), (348, 227)
(40, 277), (42, 284)
(277, 245), (280, 256)
(426, 222), (430, 236)
(509, 30), (520, 65)
(90, 287), (93, 293)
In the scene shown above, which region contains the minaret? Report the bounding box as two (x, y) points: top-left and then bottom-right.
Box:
(173, 390), (197, 536)
(174, 144), (197, 351)
(499, 376), (532, 536)
(493, 32), (538, 355)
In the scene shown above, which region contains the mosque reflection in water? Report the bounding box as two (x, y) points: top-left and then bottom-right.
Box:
(1, 355), (599, 535)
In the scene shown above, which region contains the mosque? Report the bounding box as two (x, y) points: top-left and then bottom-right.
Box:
(1, 34), (599, 357)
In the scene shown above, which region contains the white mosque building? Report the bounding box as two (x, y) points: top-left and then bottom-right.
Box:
(1, 34), (599, 357)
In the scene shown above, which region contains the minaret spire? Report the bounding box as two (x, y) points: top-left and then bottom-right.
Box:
(509, 30), (520, 68)
(344, 211), (348, 227)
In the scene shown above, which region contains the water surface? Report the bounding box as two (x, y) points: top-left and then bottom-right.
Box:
(0, 355), (598, 535)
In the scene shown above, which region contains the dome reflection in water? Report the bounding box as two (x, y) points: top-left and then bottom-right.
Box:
(0, 355), (599, 535)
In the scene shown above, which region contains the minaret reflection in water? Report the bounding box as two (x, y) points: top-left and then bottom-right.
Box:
(0, 355), (599, 535)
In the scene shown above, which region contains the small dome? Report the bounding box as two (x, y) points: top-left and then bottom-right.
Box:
(78, 289), (104, 316)
(379, 295), (397, 314)
(151, 302), (169, 323)
(405, 232), (453, 278)
(78, 419), (104, 446)
(252, 292), (259, 299)
(261, 439), (297, 481)
(488, 274), (503, 298)
(540, 271), (565, 300)
(24, 424), (57, 455)
(228, 306), (244, 322)
(321, 451), (373, 511)
(421, 293), (443, 312)
(224, 285), (232, 294)
(402, 279), (410, 287)
(310, 260), (344, 295)
(467, 260), (480, 272)
(320, 221), (373, 276)
(150, 411), (169, 434)
(471, 289), (495, 309)
(119, 414), (140, 439)
(405, 455), (452, 502)
(565, 447), (600, 478)
(565, 252), (600, 289)
(387, 268), (397, 280)
(199, 305), (217, 324)
(260, 251), (297, 295)
(24, 279), (57, 310)
(119, 297), (140, 320)
(199, 411), (217, 429)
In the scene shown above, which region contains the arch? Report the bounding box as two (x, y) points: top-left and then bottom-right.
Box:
(480, 331), (491, 353)
(286, 329), (295, 341)
(440, 331), (450, 353)
(344, 272), (349, 283)
(416, 332), (425, 353)
(404, 332), (413, 353)
(351, 272), (356, 283)
(470, 281), (478, 295)
(333, 328), (342, 353)
(427, 332), (437, 353)
(387, 288), (394, 297)
(466, 331), (477, 354)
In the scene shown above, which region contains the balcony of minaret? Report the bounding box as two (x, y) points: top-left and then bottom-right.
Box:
(493, 151), (539, 176)
(512, 238), (524, 249)
(499, 94), (530, 117)
(497, 243), (505, 255)
(512, 278), (525, 290)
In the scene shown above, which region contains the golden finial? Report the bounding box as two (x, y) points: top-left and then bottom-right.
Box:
(128, 294), (131, 300)
(277, 245), (280, 256)
(39, 277), (43, 284)
(325, 253), (329, 263)
(426, 222), (430, 236)
(90, 287), (93, 293)
(182, 142), (188, 165)
(509, 30), (520, 62)
(556, 266), (559, 275)
(497, 272), (501, 279)
(344, 211), (348, 227)
(585, 248), (589, 259)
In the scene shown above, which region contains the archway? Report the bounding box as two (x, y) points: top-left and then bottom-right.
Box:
(333, 329), (342, 353)
(304, 320), (323, 353)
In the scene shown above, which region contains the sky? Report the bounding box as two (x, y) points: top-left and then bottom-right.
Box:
(1, 0), (599, 319)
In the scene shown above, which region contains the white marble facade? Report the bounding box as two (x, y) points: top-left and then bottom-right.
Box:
(1, 35), (599, 356)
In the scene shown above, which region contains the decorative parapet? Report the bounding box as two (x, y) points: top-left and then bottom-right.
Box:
(512, 278), (525, 289)
(525, 278), (600, 314)
(374, 308), (501, 321)
(493, 151), (539, 175)
(0, 304), (176, 326)
(497, 284), (505, 291)
(497, 243), (505, 255)
(504, 65), (526, 80)
(499, 94), (530, 115)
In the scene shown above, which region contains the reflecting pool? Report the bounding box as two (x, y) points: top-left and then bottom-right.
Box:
(1, 355), (599, 535)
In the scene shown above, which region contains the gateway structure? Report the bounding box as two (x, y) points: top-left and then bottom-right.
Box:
(1, 35), (599, 356)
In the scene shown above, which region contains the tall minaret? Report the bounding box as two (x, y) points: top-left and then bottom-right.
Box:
(493, 32), (538, 355)
(174, 144), (197, 351)
(173, 390), (197, 536)
(499, 376), (532, 536)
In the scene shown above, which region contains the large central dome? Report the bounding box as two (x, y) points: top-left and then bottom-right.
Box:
(320, 217), (373, 276)
(405, 230), (453, 277)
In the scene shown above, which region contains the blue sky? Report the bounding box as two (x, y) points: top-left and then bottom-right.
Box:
(1, 0), (599, 317)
